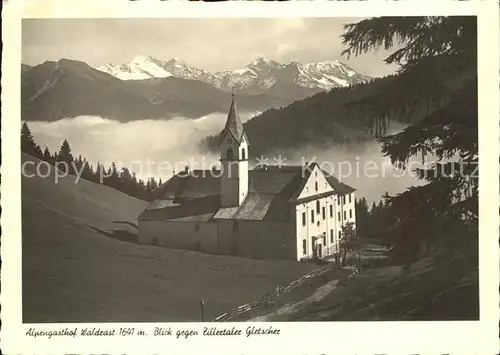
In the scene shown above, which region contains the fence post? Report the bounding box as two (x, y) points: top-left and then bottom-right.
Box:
(200, 300), (205, 322)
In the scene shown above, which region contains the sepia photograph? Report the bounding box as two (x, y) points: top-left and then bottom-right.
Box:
(18, 14), (482, 325)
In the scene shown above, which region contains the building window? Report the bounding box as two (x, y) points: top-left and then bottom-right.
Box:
(241, 148), (246, 160)
(330, 229), (334, 243)
(302, 212), (306, 226)
(228, 138), (232, 144)
(329, 205), (333, 218)
(195, 224), (200, 232)
(343, 195), (346, 204)
(311, 210), (315, 223)
(338, 212), (341, 221)
(344, 211), (347, 220)
(337, 198), (340, 206)
(315, 181), (318, 191)
(316, 200), (320, 214)
(348, 193), (352, 203)
(349, 209), (352, 219)
(226, 148), (234, 160)
(338, 230), (342, 239)
(322, 207), (326, 220)
(323, 233), (326, 245)
(302, 239), (307, 255)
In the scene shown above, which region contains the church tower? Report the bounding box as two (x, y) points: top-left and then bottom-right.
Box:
(219, 93), (249, 207)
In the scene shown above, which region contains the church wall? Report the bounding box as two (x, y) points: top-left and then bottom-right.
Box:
(138, 220), (219, 254)
(217, 219), (295, 260)
(216, 220), (237, 255)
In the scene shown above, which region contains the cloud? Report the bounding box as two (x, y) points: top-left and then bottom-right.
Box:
(29, 116), (422, 203)
(28, 112), (256, 182)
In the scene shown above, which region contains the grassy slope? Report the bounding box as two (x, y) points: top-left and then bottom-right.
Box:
(294, 254), (479, 321)
(239, 254), (479, 322)
(22, 153), (317, 323)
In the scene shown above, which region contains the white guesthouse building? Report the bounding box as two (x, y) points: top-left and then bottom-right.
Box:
(138, 95), (356, 261)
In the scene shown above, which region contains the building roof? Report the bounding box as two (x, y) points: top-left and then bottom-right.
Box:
(219, 94), (248, 145)
(323, 171), (356, 194)
(139, 163), (356, 222)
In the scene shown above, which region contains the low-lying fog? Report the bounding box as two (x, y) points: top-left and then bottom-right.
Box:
(28, 114), (425, 204)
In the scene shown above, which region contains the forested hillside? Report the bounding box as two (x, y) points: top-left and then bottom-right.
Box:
(201, 75), (398, 157)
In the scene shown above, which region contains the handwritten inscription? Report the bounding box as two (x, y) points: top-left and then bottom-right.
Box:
(203, 326), (241, 336)
(245, 326), (280, 337)
(26, 325), (280, 340)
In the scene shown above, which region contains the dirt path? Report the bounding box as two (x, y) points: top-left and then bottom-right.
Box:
(249, 267), (356, 321)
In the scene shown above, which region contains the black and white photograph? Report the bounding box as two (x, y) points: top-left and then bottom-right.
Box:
(2, 0), (499, 353)
(19, 14), (481, 323)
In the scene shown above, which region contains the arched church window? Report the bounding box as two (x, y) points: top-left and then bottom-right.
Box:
(242, 148), (246, 160)
(226, 148), (234, 160)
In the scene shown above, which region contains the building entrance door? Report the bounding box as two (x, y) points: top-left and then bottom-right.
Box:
(317, 244), (323, 259)
(312, 237), (323, 259)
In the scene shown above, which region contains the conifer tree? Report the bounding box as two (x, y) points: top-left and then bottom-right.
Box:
(81, 158), (95, 182)
(55, 139), (75, 175)
(56, 139), (74, 163)
(342, 16), (478, 260)
(42, 147), (52, 163)
(21, 122), (40, 157)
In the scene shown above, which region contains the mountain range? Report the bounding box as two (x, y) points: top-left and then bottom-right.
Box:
(97, 55), (371, 93)
(21, 57), (370, 122)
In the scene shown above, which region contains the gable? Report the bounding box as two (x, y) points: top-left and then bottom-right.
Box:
(296, 165), (334, 200)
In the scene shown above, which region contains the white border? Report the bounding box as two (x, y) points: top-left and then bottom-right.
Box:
(2, 1), (499, 354)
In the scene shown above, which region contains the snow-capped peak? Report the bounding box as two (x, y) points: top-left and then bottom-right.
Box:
(250, 57), (270, 65)
(97, 55), (173, 80)
(131, 54), (155, 64)
(247, 57), (284, 70)
(95, 55), (370, 91)
(168, 57), (184, 63)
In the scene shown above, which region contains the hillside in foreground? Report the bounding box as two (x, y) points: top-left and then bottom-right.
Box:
(234, 252), (478, 322)
(22, 153), (478, 322)
(21, 154), (317, 322)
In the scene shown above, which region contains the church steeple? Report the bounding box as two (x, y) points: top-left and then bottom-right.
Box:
(219, 90), (247, 146)
(219, 92), (249, 207)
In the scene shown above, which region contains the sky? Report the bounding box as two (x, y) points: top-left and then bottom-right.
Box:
(22, 18), (399, 77)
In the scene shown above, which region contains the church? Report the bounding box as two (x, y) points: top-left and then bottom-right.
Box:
(138, 95), (357, 261)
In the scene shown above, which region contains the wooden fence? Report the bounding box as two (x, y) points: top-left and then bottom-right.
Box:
(212, 264), (336, 322)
